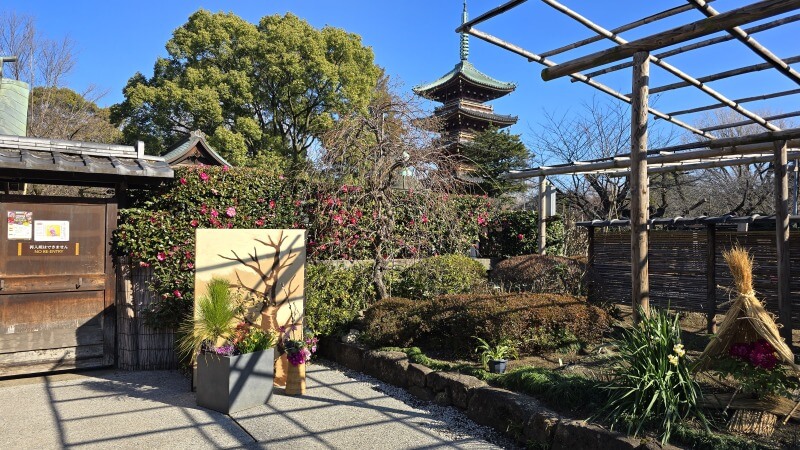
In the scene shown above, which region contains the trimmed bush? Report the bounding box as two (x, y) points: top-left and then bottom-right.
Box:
(394, 254), (487, 300)
(362, 293), (611, 357)
(491, 254), (587, 296)
(305, 263), (377, 337)
(481, 210), (565, 257)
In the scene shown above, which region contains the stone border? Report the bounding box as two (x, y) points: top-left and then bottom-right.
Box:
(319, 339), (678, 450)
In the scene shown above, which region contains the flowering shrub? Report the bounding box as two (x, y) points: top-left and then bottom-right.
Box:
(481, 210), (565, 257)
(715, 339), (797, 398)
(115, 166), (548, 329)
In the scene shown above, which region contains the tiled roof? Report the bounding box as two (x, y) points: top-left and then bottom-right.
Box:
(435, 103), (518, 126)
(162, 131), (231, 167)
(0, 134), (173, 185)
(413, 61), (516, 97)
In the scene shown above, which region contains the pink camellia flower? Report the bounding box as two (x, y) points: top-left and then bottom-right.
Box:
(517, 233), (525, 241)
(186, 262), (194, 270)
(294, 200), (302, 207)
(278, 174), (285, 180)
(156, 252), (167, 262)
(225, 207), (236, 218)
(200, 204), (207, 214)
(255, 219), (264, 227)
(179, 178), (187, 185)
(269, 199), (276, 209)
(139, 261), (150, 268)
(173, 290), (182, 299)
(421, 215), (429, 224)
(477, 216), (487, 226)
(222, 165), (230, 172)
(199, 172), (209, 182)
(210, 209), (219, 218)
(190, 219), (199, 227)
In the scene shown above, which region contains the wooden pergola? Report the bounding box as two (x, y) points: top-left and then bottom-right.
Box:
(459, 0), (800, 341)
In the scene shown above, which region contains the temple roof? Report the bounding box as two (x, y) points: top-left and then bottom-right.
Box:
(413, 60), (516, 102)
(435, 103), (518, 128)
(162, 130), (231, 167)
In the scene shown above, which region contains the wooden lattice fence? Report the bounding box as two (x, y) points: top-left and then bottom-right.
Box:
(589, 229), (800, 327)
(115, 256), (178, 370)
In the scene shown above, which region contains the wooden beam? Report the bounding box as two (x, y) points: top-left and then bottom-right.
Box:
(631, 51), (650, 323)
(538, 176), (548, 255)
(702, 110), (800, 133)
(648, 55), (800, 96)
(664, 88), (800, 117)
(581, 14), (800, 80)
(539, 2), (711, 58)
(541, 0), (778, 131)
(689, 0), (800, 86)
(774, 140), (793, 344)
(506, 136), (800, 179)
(542, 0), (800, 81)
(706, 223), (717, 334)
(466, 28), (714, 138)
(456, 0), (527, 33)
(605, 151), (800, 177)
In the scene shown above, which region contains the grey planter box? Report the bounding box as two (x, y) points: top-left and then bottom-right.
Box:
(196, 348), (275, 414)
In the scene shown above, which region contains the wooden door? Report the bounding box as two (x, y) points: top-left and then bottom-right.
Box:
(0, 196), (116, 376)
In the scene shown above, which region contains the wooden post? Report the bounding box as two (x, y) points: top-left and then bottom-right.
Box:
(587, 226), (596, 302)
(538, 176), (548, 255)
(774, 140), (792, 344)
(706, 223), (717, 334)
(631, 51), (651, 323)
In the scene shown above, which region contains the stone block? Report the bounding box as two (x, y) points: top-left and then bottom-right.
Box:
(335, 342), (365, 372)
(467, 387), (548, 442)
(524, 411), (560, 447)
(407, 363), (433, 388)
(408, 386), (435, 402)
(426, 372), (486, 410)
(434, 391), (451, 406)
(551, 419), (639, 450)
(363, 350), (409, 387)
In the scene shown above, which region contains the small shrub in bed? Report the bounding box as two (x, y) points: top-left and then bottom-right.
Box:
(360, 297), (426, 348)
(490, 254), (587, 296)
(394, 254), (487, 300)
(305, 262), (377, 337)
(362, 293), (611, 357)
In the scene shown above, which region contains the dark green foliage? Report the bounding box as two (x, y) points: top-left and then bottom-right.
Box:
(362, 293), (611, 357)
(305, 263), (377, 337)
(494, 366), (606, 412)
(673, 425), (771, 450)
(460, 128), (531, 197)
(491, 254), (587, 296)
(481, 210), (565, 257)
(599, 309), (706, 444)
(394, 255), (487, 300)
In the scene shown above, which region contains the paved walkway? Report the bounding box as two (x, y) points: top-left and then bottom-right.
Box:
(0, 361), (509, 449)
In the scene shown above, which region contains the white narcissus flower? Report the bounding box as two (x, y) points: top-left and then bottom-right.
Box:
(668, 354), (679, 366)
(673, 344), (685, 358)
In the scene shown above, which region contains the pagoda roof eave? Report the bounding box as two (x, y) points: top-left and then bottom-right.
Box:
(435, 104), (518, 126)
(413, 61), (516, 98)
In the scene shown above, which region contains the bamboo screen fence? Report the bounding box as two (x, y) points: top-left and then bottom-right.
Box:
(589, 229), (800, 326)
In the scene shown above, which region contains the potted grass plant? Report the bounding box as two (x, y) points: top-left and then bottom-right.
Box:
(179, 277), (278, 414)
(474, 337), (518, 374)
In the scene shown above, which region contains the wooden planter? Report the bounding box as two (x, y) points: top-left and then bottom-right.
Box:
(196, 349), (275, 414)
(285, 363), (306, 395)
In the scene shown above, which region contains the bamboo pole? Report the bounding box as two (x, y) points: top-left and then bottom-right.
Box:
(538, 176), (548, 255)
(774, 140), (792, 344)
(706, 223), (717, 334)
(702, 111), (800, 133)
(505, 137), (800, 179)
(665, 88), (800, 118)
(689, 0), (800, 86)
(630, 51), (650, 323)
(465, 28), (714, 139)
(605, 151), (800, 178)
(541, 0), (779, 132)
(542, 0), (800, 81)
(581, 14), (800, 80)
(648, 55), (800, 96)
(539, 2), (711, 58)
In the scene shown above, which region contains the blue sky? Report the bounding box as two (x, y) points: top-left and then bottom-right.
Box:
(3, 1), (799, 141)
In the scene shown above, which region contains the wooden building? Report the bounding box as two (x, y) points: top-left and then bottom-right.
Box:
(413, 1), (517, 155)
(162, 130), (231, 168)
(0, 134), (172, 376)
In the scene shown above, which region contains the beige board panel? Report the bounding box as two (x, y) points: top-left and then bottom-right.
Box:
(194, 229), (306, 333)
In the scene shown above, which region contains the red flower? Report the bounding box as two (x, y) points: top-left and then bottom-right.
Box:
(225, 207), (236, 218)
(421, 215), (429, 224)
(222, 165), (230, 172)
(173, 290), (182, 299)
(199, 172), (209, 182)
(517, 233), (525, 241)
(179, 178), (187, 185)
(186, 262), (194, 270)
(210, 209), (219, 218)
(255, 219), (264, 227)
(190, 219), (199, 227)
(200, 204), (207, 214)
(729, 343), (750, 360)
(269, 200), (276, 209)
(156, 252), (167, 262)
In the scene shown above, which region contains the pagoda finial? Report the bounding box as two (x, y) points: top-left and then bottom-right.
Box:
(460, 0), (469, 61)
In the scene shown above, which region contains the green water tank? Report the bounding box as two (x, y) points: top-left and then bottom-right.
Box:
(0, 78), (30, 136)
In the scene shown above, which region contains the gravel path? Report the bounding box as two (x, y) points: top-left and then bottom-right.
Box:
(0, 361), (515, 449)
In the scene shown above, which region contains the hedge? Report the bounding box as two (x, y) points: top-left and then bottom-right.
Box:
(491, 254), (587, 296)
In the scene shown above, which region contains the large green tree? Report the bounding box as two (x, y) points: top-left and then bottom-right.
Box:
(111, 10), (380, 165)
(28, 87), (121, 143)
(461, 128), (530, 196)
